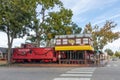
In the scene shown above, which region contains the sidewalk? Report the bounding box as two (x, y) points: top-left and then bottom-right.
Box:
(0, 60), (7, 66)
(91, 59), (109, 67)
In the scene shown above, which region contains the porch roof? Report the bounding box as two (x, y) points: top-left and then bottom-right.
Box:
(55, 45), (94, 51)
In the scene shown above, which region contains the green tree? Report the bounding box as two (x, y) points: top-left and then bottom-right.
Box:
(46, 8), (73, 46)
(115, 51), (120, 58)
(105, 49), (114, 56)
(0, 0), (36, 64)
(83, 23), (93, 34)
(26, 0), (63, 47)
(71, 22), (82, 34)
(83, 21), (120, 50)
(27, 0), (82, 47)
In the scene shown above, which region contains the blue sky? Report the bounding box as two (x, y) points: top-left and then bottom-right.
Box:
(0, 0), (120, 52)
(61, 0), (120, 31)
(60, 0), (120, 52)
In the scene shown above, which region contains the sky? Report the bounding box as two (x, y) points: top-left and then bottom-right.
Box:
(60, 0), (120, 52)
(0, 0), (120, 52)
(61, 0), (120, 29)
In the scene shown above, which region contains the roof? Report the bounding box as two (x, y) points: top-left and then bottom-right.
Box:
(55, 34), (92, 39)
(55, 45), (94, 51)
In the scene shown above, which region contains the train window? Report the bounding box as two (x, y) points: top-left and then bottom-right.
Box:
(83, 38), (89, 44)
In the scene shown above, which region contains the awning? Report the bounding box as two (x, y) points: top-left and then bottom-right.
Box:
(55, 45), (94, 51)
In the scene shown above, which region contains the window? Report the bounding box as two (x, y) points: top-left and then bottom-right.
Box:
(63, 39), (68, 45)
(83, 38), (89, 44)
(89, 39), (93, 46)
(56, 39), (61, 45)
(76, 39), (81, 44)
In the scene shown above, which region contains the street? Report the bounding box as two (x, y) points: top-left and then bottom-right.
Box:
(0, 59), (120, 80)
(92, 59), (120, 80)
(0, 67), (96, 80)
(0, 67), (71, 80)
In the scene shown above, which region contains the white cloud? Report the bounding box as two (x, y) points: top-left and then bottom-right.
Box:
(92, 13), (120, 26)
(103, 38), (120, 52)
(61, 0), (120, 27)
(13, 38), (26, 48)
(0, 32), (26, 48)
(61, 0), (119, 15)
(0, 32), (8, 47)
(61, 0), (94, 16)
(91, 12), (120, 32)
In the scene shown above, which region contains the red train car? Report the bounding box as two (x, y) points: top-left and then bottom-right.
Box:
(12, 44), (58, 63)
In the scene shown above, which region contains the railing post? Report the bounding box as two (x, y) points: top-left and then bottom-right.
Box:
(84, 51), (87, 64)
(58, 51), (61, 64)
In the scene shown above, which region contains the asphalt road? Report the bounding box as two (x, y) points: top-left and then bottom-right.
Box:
(0, 67), (72, 80)
(0, 66), (97, 80)
(0, 59), (120, 80)
(92, 59), (120, 80)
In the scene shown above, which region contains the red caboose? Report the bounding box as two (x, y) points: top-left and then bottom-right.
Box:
(12, 44), (57, 63)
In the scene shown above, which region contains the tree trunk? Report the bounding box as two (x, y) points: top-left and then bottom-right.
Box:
(7, 47), (11, 65)
(7, 32), (14, 65)
(36, 37), (40, 47)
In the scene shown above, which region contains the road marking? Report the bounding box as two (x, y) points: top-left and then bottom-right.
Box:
(71, 68), (96, 72)
(106, 64), (118, 67)
(66, 71), (93, 74)
(71, 68), (96, 70)
(113, 64), (118, 67)
(60, 73), (92, 77)
(60, 68), (96, 77)
(53, 78), (91, 80)
(106, 64), (111, 67)
(53, 67), (96, 80)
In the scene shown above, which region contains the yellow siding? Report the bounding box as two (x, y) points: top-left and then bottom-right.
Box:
(55, 45), (94, 51)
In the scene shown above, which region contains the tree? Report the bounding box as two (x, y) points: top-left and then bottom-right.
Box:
(83, 23), (93, 34)
(105, 49), (114, 56)
(83, 21), (120, 50)
(46, 7), (73, 46)
(70, 22), (82, 34)
(115, 51), (120, 58)
(26, 0), (63, 47)
(27, 0), (82, 47)
(0, 0), (36, 64)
